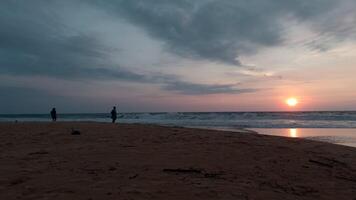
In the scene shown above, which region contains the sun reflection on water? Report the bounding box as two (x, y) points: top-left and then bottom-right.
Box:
(289, 128), (298, 138)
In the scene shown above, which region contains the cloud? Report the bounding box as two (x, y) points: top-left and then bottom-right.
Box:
(1, 0), (354, 75)
(0, 1), (108, 77)
(95, 0), (347, 65)
(83, 70), (259, 95)
(2, 0), (353, 97)
(0, 86), (79, 113)
(0, 1), (262, 95)
(162, 81), (258, 95)
(0, 85), (121, 113)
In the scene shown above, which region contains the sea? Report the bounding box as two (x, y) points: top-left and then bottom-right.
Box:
(1, 111), (356, 147)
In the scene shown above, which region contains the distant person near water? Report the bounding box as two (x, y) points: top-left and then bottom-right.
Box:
(111, 106), (117, 123)
(50, 108), (57, 122)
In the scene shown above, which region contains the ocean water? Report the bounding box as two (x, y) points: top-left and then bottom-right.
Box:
(1, 111), (356, 147)
(1, 111), (356, 128)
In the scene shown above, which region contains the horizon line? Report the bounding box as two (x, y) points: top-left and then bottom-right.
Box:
(1, 110), (356, 115)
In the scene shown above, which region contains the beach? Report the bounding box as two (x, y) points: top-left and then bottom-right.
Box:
(0, 122), (356, 200)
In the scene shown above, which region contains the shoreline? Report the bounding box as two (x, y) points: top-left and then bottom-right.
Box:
(2, 121), (356, 147)
(1, 111), (356, 129)
(1, 122), (355, 199)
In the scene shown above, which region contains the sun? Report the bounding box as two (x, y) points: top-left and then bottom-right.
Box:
(286, 98), (298, 107)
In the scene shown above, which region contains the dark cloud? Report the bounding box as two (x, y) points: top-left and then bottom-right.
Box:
(0, 0), (260, 95)
(0, 85), (128, 114)
(2, 0), (354, 99)
(0, 86), (82, 113)
(1, 0), (353, 75)
(96, 0), (339, 65)
(0, 1), (111, 77)
(162, 81), (258, 95)
(88, 70), (258, 95)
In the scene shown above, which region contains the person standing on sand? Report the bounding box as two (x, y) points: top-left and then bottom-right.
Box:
(50, 108), (57, 122)
(111, 106), (117, 123)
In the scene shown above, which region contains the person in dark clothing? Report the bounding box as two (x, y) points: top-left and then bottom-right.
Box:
(50, 108), (57, 122)
(111, 106), (117, 123)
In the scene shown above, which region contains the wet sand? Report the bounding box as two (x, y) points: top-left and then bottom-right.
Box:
(251, 128), (356, 148)
(0, 122), (356, 200)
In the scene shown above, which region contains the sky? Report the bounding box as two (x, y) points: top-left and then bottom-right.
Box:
(1, 0), (356, 113)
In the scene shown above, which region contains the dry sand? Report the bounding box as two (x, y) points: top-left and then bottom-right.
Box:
(0, 122), (355, 200)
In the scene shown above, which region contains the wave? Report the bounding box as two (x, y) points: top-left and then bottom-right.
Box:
(1, 111), (356, 128)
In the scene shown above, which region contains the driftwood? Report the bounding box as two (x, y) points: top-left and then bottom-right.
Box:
(28, 151), (49, 155)
(309, 159), (333, 168)
(163, 168), (224, 179)
(71, 128), (81, 135)
(129, 174), (139, 179)
(163, 168), (202, 174)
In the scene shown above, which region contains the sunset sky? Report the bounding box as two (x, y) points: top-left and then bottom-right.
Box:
(1, 0), (356, 113)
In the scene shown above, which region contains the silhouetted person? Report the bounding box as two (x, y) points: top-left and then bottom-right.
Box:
(50, 108), (57, 122)
(111, 106), (117, 123)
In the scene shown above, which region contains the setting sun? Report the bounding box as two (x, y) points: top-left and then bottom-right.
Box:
(286, 98), (298, 107)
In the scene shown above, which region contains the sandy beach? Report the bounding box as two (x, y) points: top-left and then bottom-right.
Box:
(0, 122), (356, 200)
